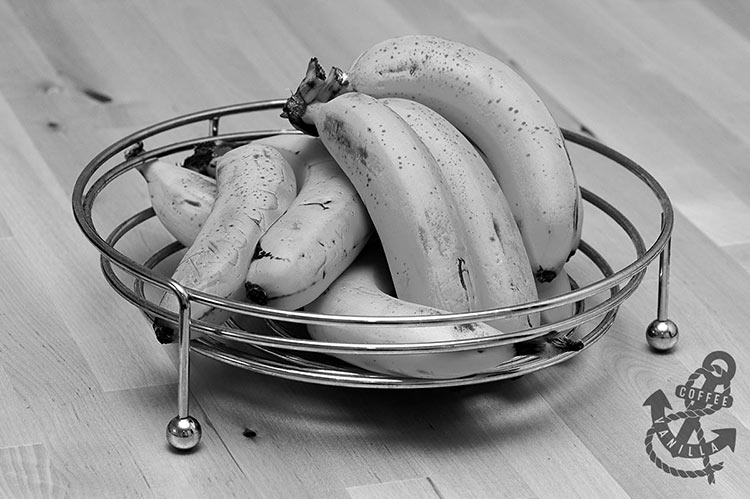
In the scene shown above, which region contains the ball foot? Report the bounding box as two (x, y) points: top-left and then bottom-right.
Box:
(166, 415), (202, 451)
(646, 318), (679, 352)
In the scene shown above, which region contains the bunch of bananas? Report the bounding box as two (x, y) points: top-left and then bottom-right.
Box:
(140, 35), (584, 379)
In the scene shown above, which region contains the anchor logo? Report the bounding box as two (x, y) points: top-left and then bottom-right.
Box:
(643, 351), (737, 483)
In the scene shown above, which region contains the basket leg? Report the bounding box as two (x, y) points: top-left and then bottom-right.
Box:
(166, 287), (202, 451)
(646, 234), (679, 351)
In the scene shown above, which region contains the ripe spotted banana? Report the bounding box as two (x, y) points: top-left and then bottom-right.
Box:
(136, 159), (217, 247)
(244, 134), (374, 310)
(158, 143), (297, 325)
(336, 34), (582, 283)
(305, 242), (518, 379)
(138, 134), (374, 313)
(284, 87), (477, 313)
(382, 97), (539, 332)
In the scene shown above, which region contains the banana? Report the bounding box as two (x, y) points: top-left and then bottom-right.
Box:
(536, 266), (576, 328)
(136, 159), (216, 247)
(137, 135), (374, 313)
(335, 35), (582, 283)
(244, 134), (374, 310)
(158, 143), (297, 325)
(283, 84), (477, 313)
(381, 97), (539, 332)
(305, 242), (517, 379)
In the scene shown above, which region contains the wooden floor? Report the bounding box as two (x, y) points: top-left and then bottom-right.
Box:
(1, 0), (749, 497)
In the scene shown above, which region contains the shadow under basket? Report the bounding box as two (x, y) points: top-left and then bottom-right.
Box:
(72, 99), (678, 451)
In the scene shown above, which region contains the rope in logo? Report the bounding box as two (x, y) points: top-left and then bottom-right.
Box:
(644, 353), (733, 483)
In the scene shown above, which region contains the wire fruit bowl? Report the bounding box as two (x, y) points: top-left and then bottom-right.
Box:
(72, 99), (677, 451)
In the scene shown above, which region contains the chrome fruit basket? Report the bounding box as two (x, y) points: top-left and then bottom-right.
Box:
(72, 99), (677, 451)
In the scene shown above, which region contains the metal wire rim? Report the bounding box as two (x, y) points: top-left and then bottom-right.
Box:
(72, 98), (673, 382)
(102, 197), (634, 355)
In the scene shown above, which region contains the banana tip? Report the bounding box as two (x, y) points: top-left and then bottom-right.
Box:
(514, 335), (584, 357)
(548, 336), (584, 351)
(245, 282), (269, 305)
(535, 268), (558, 283)
(514, 338), (546, 357)
(152, 318), (176, 344)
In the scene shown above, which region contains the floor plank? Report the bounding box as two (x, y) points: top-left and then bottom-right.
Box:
(0, 90), (177, 392)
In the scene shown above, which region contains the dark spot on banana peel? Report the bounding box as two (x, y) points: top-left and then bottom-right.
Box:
(184, 199), (202, 207)
(253, 245), (273, 260)
(322, 116), (368, 165)
(457, 257), (469, 291)
(454, 323), (478, 337)
(383, 60), (411, 74)
(492, 218), (502, 242)
(383, 59), (421, 76)
(301, 200), (332, 210)
(416, 226), (429, 252)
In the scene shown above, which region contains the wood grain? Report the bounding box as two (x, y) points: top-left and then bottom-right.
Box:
(0, 0), (748, 497)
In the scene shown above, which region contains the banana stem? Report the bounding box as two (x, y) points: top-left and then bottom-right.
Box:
(282, 58), (350, 135)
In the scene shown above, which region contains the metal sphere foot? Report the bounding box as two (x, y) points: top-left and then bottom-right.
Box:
(166, 415), (202, 451)
(646, 318), (679, 351)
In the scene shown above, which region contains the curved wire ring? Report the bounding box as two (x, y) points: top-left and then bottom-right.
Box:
(72, 99), (674, 385)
